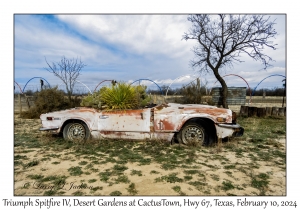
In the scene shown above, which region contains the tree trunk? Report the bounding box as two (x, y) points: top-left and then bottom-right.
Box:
(67, 91), (72, 106)
(221, 86), (228, 108)
(213, 70), (228, 108)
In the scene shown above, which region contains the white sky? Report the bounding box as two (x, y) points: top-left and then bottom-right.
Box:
(1, 0), (299, 207)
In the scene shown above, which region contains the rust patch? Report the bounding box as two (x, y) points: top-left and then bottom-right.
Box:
(103, 109), (143, 117)
(72, 107), (98, 113)
(161, 119), (176, 131)
(150, 126), (154, 132)
(101, 110), (145, 120)
(40, 102), (241, 141)
(182, 107), (228, 115)
(154, 103), (169, 110)
(100, 131), (124, 136)
(101, 131), (114, 135)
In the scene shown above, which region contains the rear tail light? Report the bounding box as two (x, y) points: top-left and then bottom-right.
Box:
(46, 117), (60, 120)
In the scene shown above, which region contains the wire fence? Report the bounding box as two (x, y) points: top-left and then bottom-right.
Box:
(15, 84), (172, 94)
(14, 83), (285, 97)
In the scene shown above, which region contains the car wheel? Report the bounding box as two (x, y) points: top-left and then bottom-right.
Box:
(63, 122), (90, 143)
(179, 123), (207, 146)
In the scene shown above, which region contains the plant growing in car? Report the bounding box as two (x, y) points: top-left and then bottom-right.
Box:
(80, 82), (151, 110)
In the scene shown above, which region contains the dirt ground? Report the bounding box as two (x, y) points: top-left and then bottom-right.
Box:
(13, 114), (286, 196)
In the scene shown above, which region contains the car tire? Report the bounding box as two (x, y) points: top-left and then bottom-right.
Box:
(178, 122), (208, 146)
(63, 122), (90, 143)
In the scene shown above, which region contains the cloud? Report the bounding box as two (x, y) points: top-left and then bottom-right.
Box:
(14, 14), (286, 92)
(57, 15), (194, 58)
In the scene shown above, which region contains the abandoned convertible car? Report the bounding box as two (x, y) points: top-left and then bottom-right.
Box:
(40, 103), (244, 145)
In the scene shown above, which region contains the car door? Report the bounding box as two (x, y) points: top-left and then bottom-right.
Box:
(98, 108), (151, 140)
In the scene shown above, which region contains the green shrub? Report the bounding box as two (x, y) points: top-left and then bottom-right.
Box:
(21, 87), (79, 119)
(135, 85), (151, 107)
(175, 80), (202, 104)
(80, 87), (107, 108)
(101, 82), (138, 110)
(80, 83), (151, 110)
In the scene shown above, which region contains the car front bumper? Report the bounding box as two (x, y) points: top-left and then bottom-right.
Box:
(232, 126), (244, 137)
(217, 123), (244, 137)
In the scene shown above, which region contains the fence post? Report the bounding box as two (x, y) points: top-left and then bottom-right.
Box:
(240, 105), (248, 117)
(284, 107), (286, 116)
(257, 107), (266, 117)
(25, 94), (31, 109)
(18, 94), (22, 117)
(248, 106), (257, 117)
(271, 107), (279, 116)
(266, 107), (272, 116)
(278, 108), (285, 116)
(153, 95), (157, 104)
(196, 78), (200, 104)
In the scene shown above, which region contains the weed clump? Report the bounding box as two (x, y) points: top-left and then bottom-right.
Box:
(127, 183), (138, 195)
(21, 87), (79, 119)
(80, 83), (151, 110)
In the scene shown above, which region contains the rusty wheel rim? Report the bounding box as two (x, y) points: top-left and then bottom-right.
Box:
(67, 123), (86, 142)
(182, 126), (204, 144)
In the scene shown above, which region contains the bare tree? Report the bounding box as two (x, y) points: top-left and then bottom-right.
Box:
(183, 15), (278, 108)
(45, 56), (86, 103)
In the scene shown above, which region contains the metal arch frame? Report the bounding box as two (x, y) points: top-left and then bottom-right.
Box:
(173, 76), (202, 96)
(22, 77), (51, 93)
(75, 80), (92, 94)
(130, 79), (163, 95)
(14, 81), (24, 94)
(251, 74), (286, 96)
(165, 74), (198, 96)
(57, 80), (92, 94)
(94, 80), (115, 93)
(209, 74), (251, 104)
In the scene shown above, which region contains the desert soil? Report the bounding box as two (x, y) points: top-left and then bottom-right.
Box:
(13, 114), (286, 196)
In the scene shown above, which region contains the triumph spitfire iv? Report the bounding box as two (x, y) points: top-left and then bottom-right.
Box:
(40, 103), (244, 145)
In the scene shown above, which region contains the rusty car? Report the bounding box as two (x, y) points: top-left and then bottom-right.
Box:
(39, 103), (244, 145)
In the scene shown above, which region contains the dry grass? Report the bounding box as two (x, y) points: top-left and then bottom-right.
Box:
(14, 114), (286, 196)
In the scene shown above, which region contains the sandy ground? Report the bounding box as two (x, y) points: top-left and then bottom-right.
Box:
(14, 114), (286, 196)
